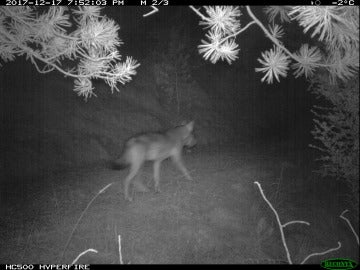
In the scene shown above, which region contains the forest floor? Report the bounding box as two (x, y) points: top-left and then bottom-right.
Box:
(0, 144), (358, 264)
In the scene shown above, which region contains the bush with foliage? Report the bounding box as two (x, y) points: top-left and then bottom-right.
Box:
(190, 5), (359, 212)
(152, 26), (193, 114)
(310, 75), (359, 211)
(0, 6), (139, 99)
(190, 6), (358, 83)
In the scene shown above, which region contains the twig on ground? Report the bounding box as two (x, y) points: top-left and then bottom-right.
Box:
(71, 249), (98, 265)
(254, 181), (310, 264)
(300, 242), (342, 264)
(340, 209), (359, 245)
(61, 183), (114, 262)
(118, 234), (123, 264)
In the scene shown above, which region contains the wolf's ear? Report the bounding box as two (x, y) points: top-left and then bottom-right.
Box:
(186, 121), (194, 131)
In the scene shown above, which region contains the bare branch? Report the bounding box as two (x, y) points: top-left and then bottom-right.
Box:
(143, 6), (159, 17)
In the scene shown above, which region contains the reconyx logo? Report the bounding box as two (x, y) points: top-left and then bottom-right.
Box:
(321, 258), (358, 270)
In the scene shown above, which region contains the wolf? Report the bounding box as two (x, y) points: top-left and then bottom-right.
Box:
(114, 121), (196, 201)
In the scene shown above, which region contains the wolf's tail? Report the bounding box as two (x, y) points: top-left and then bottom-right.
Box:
(111, 156), (129, 170)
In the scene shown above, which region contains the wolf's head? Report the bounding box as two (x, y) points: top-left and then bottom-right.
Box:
(181, 121), (197, 148)
(167, 121), (197, 148)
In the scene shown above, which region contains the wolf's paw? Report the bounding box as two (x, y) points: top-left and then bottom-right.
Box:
(133, 180), (150, 193)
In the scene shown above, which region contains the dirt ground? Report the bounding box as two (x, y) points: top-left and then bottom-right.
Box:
(0, 144), (358, 264)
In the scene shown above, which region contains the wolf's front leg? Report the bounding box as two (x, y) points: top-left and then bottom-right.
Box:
(171, 153), (193, 181)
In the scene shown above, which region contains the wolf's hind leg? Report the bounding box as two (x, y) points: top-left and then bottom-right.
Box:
(124, 161), (143, 201)
(153, 160), (162, 193)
